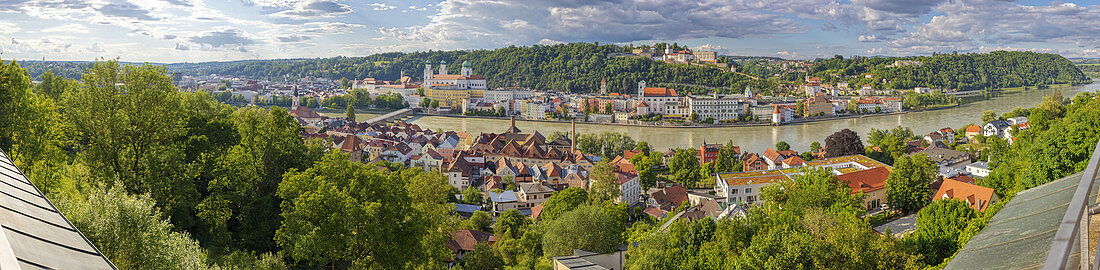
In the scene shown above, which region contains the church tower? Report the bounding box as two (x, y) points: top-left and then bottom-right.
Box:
(600, 78), (607, 95)
(638, 80), (646, 97)
(461, 61), (472, 77)
(423, 61), (433, 82)
(439, 60), (448, 75)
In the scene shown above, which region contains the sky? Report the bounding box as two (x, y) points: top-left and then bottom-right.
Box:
(2, 0), (1100, 63)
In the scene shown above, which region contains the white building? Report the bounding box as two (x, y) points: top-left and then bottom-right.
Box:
(965, 162), (991, 178)
(637, 81), (681, 113)
(618, 175), (642, 205)
(424, 60), (487, 90)
(484, 89), (541, 102)
(521, 101), (551, 120)
(685, 95), (744, 122)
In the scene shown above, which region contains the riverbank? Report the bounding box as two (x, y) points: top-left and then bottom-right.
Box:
(416, 106), (958, 129)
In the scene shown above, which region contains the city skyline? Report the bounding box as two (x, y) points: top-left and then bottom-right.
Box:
(2, 0), (1100, 63)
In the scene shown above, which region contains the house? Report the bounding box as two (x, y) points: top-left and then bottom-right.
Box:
(445, 229), (497, 265)
(780, 156), (805, 168)
(551, 247), (627, 270)
(488, 190), (519, 214)
(983, 120), (1010, 138)
(836, 167), (890, 210)
(615, 172), (642, 205)
(517, 182), (554, 209)
(964, 125), (982, 140)
(1006, 116), (1028, 126)
(916, 147), (971, 168)
(715, 174), (783, 205)
(452, 203), (482, 219)
(742, 153), (768, 172)
(934, 179), (1001, 211)
(965, 161), (991, 178)
(924, 128), (956, 145)
(647, 185), (688, 214)
(697, 143), (724, 164)
(446, 158), (477, 190)
(761, 148), (785, 169)
(413, 148), (444, 172)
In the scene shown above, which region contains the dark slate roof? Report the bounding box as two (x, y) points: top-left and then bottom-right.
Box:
(0, 150), (116, 269)
(947, 172), (1093, 270)
(552, 256), (609, 270)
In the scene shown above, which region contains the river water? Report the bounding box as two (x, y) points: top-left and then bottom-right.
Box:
(410, 83), (1098, 153)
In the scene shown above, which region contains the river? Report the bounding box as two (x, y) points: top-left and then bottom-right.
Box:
(409, 83), (1098, 153)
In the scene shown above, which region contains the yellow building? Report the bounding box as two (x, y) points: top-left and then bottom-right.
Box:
(803, 95), (834, 117)
(425, 86), (484, 108)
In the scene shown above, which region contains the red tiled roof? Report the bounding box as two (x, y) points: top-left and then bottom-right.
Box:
(836, 167), (890, 194)
(445, 230), (496, 252)
(642, 87), (678, 97)
(935, 179), (998, 211)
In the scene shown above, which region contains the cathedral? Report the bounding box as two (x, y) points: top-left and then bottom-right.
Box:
(423, 60), (487, 89)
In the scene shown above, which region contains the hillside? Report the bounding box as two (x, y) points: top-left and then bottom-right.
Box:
(164, 43), (765, 94)
(804, 51), (1088, 91)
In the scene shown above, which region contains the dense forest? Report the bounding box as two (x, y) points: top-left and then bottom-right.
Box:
(805, 51), (1088, 91)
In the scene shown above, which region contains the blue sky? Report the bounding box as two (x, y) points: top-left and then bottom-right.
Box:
(2, 0), (1100, 63)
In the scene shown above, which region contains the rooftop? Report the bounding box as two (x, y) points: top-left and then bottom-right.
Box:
(0, 150), (116, 269)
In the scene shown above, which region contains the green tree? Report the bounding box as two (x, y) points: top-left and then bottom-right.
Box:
(669, 148), (702, 188)
(540, 187), (589, 221)
(345, 104), (356, 121)
(463, 186), (484, 205)
(588, 161), (621, 203)
(885, 154), (937, 214)
(906, 199), (977, 266)
(59, 185), (211, 270)
(776, 141), (791, 151)
(631, 153), (658, 189)
(543, 205), (624, 257)
(494, 209), (529, 240)
(464, 211), (493, 232)
(63, 60), (198, 229)
(464, 243), (504, 270)
(635, 141), (652, 155)
(810, 141), (822, 151)
(981, 110), (998, 123)
(199, 106), (315, 252)
(276, 152), (440, 269)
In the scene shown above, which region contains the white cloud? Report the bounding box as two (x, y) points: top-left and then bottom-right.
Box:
(858, 35), (877, 42)
(0, 22), (19, 34)
(368, 3), (394, 11)
(41, 23), (90, 34)
(271, 0), (353, 19)
(378, 0), (806, 50)
(692, 44), (731, 55)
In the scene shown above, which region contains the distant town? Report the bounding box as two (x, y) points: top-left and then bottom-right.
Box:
(176, 52), (1000, 128)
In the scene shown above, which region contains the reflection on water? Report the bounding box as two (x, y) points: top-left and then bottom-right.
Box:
(411, 84), (1098, 153)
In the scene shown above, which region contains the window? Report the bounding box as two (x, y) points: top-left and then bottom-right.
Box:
(730, 189), (738, 194)
(745, 188), (752, 193)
